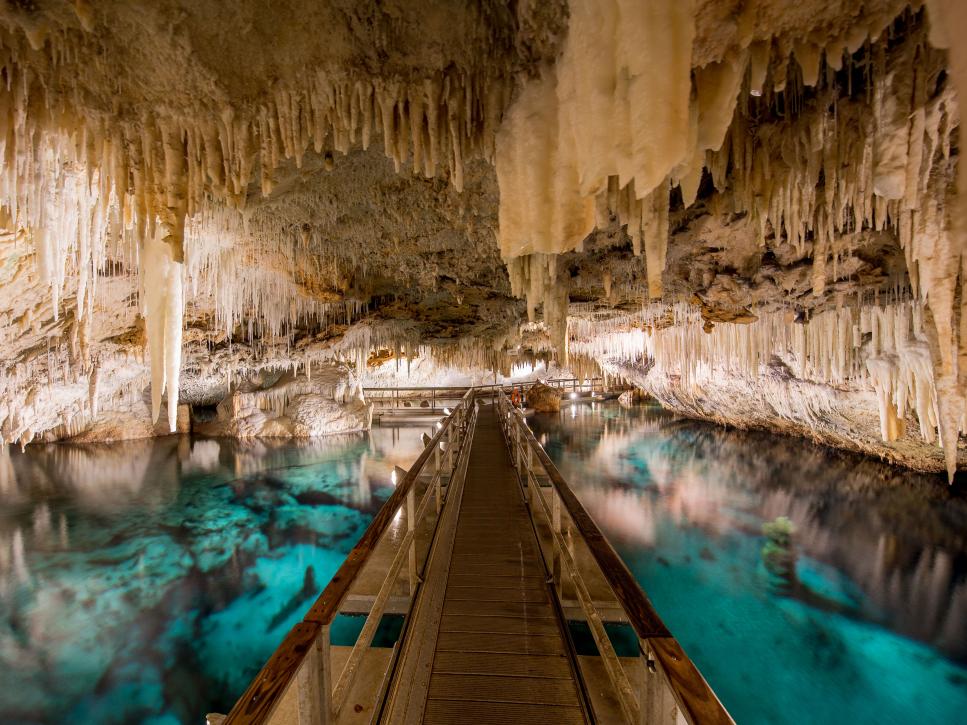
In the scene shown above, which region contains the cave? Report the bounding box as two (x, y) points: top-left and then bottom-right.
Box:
(0, 1), (966, 724)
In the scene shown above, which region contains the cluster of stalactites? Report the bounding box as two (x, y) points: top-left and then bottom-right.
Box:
(0, 17), (511, 435)
(496, 3), (962, 328)
(699, 11), (964, 478)
(184, 205), (368, 347)
(632, 297), (958, 477)
(706, 18), (956, 298)
(0, 40), (190, 431)
(569, 314), (648, 365)
(507, 253), (569, 361)
(496, 0), (694, 270)
(595, 177), (671, 299)
(240, 68), (511, 197)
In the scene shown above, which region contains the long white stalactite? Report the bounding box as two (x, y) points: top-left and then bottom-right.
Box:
(141, 230), (183, 432)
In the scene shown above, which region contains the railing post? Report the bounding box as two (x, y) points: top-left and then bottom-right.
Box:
(639, 639), (680, 725)
(435, 427), (448, 515)
(446, 428), (454, 473)
(526, 446), (535, 509)
(297, 625), (330, 725)
(551, 489), (562, 586)
(435, 460), (443, 515)
(406, 487), (417, 594)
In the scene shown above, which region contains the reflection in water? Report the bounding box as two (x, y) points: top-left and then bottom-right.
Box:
(0, 425), (429, 724)
(531, 402), (967, 725)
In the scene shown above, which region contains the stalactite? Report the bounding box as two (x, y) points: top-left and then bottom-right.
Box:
(142, 230), (184, 432)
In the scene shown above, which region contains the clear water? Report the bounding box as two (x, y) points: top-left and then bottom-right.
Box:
(529, 401), (967, 725)
(0, 426), (431, 725)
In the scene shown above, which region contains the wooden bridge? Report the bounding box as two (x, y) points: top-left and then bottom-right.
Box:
(214, 390), (732, 725)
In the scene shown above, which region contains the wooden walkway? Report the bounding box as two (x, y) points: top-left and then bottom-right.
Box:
(419, 407), (589, 724)
(222, 391), (732, 725)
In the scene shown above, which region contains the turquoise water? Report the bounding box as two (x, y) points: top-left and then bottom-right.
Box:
(0, 427), (430, 724)
(530, 401), (967, 725)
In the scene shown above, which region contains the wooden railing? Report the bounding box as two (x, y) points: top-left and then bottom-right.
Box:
(364, 377), (605, 410)
(496, 390), (734, 725)
(219, 390), (477, 725)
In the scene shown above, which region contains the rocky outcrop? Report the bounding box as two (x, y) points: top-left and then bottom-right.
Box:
(527, 383), (563, 413)
(618, 389), (647, 407)
(601, 355), (966, 475)
(194, 365), (371, 439)
(63, 403), (191, 444)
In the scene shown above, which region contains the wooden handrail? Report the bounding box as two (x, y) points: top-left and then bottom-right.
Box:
(363, 377), (604, 394)
(497, 391), (733, 725)
(223, 622), (323, 724)
(224, 390), (474, 724)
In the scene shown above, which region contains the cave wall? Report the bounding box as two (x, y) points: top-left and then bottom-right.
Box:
(0, 1), (962, 478)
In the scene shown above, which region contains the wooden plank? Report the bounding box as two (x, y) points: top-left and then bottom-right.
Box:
(435, 629), (566, 656)
(442, 598), (557, 619)
(441, 562), (546, 579)
(433, 651), (573, 679)
(423, 699), (586, 725)
(438, 614), (560, 637)
(443, 585), (549, 603)
(445, 573), (546, 589)
(427, 674), (581, 706)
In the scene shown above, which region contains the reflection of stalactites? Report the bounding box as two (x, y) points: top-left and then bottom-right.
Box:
(12, 528), (29, 584)
(0, 446), (16, 497)
(357, 451), (371, 506)
(32, 503), (51, 540)
(186, 440), (221, 473)
(59, 513), (68, 549)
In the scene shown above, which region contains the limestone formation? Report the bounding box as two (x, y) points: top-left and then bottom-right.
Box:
(0, 2), (962, 479)
(527, 383), (563, 413)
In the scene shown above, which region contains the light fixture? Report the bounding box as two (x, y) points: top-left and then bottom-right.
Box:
(569, 392), (578, 400)
(443, 407), (451, 415)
